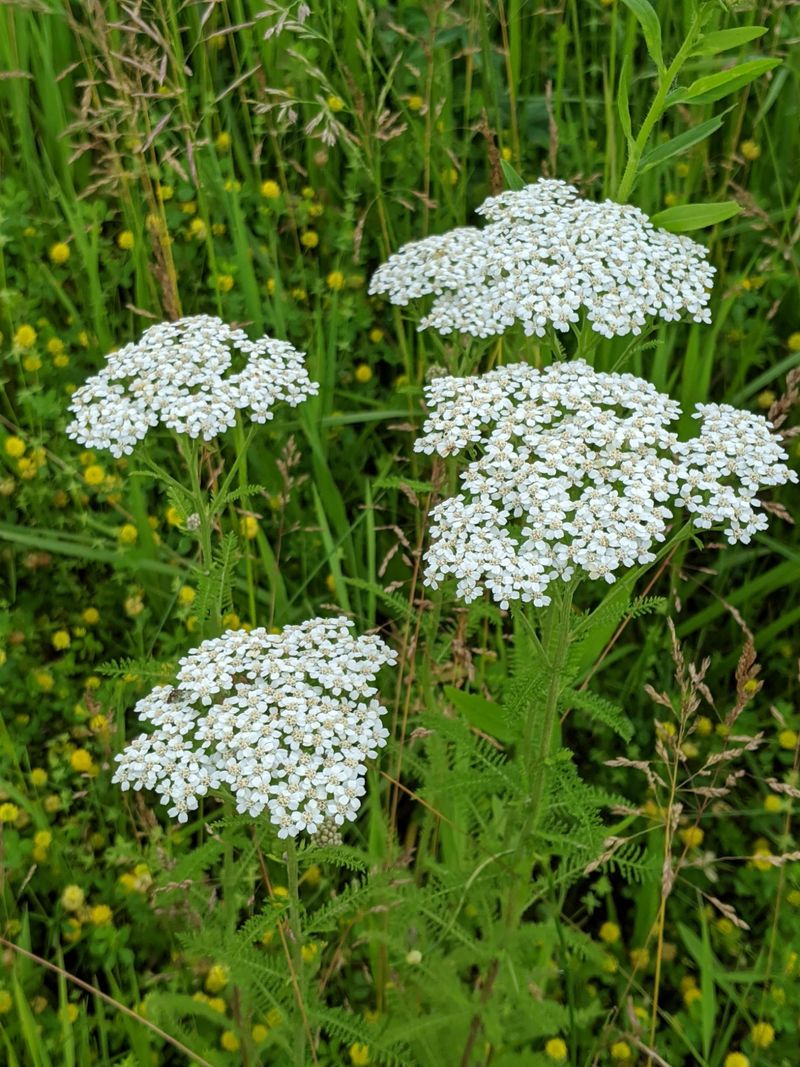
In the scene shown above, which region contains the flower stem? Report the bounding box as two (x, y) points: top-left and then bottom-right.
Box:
(285, 838), (307, 1066)
(523, 585), (574, 844)
(505, 585), (575, 930)
(615, 14), (703, 203)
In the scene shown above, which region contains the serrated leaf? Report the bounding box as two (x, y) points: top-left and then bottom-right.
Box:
(621, 0), (664, 72)
(500, 159), (526, 191)
(691, 26), (768, 56)
(640, 111), (730, 173)
(562, 688), (634, 742)
(650, 200), (741, 232)
(444, 685), (519, 743)
(670, 58), (780, 106)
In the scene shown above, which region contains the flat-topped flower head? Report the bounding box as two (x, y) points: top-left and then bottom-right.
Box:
(369, 179), (715, 339)
(112, 617), (397, 837)
(673, 403), (797, 544)
(417, 361), (794, 608)
(66, 315), (319, 457)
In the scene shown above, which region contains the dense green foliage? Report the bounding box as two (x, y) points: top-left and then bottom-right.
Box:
(0, 1), (799, 1065)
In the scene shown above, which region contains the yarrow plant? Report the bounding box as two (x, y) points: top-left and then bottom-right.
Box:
(66, 314), (318, 457)
(417, 360), (795, 608)
(113, 617), (396, 837)
(369, 179), (715, 339)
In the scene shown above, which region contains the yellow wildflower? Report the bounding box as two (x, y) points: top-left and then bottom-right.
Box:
(52, 629), (71, 650)
(117, 230), (135, 250)
(301, 230), (319, 249)
(750, 1022), (774, 1048)
(599, 921), (620, 944)
(70, 749), (94, 773)
(327, 270), (346, 290)
(544, 1038), (567, 1062)
(350, 1044), (370, 1066)
(301, 942), (319, 963)
(354, 363), (373, 384)
(89, 904), (113, 926)
(240, 515), (259, 540)
(680, 826), (704, 849)
(724, 1055), (749, 1067)
(4, 436), (26, 458)
(220, 1031), (239, 1052)
(62, 885), (85, 911)
(118, 523), (138, 545)
(205, 964), (228, 993)
(49, 242), (70, 265)
(15, 325), (37, 349)
(260, 180), (281, 199)
(778, 729), (797, 750)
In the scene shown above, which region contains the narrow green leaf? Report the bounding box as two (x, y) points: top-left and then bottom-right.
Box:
(640, 111), (730, 172)
(621, 0), (664, 72)
(443, 686), (519, 743)
(691, 26), (768, 56)
(500, 159), (526, 191)
(671, 58), (780, 106)
(650, 200), (741, 232)
(617, 54), (634, 147)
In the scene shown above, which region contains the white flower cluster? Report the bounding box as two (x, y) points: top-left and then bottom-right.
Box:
(66, 315), (318, 457)
(369, 179), (715, 339)
(417, 361), (795, 608)
(674, 403), (797, 544)
(112, 617), (397, 838)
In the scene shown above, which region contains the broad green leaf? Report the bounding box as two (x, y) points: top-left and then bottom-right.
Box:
(691, 26), (768, 56)
(640, 111), (730, 173)
(501, 159), (526, 191)
(621, 0), (664, 72)
(650, 200), (741, 232)
(444, 685), (519, 743)
(670, 58), (780, 106)
(617, 54), (634, 147)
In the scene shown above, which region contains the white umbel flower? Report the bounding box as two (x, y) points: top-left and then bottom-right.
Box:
(112, 618), (397, 837)
(66, 315), (319, 457)
(673, 403), (797, 544)
(369, 179), (715, 339)
(417, 361), (795, 608)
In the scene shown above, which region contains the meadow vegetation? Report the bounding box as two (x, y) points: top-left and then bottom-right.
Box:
(0, 1), (799, 1065)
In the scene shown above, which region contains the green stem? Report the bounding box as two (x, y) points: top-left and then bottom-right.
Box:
(523, 586), (574, 841)
(285, 839), (306, 1067)
(185, 438), (214, 576)
(233, 419), (258, 627)
(615, 14), (703, 203)
(502, 585), (575, 932)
